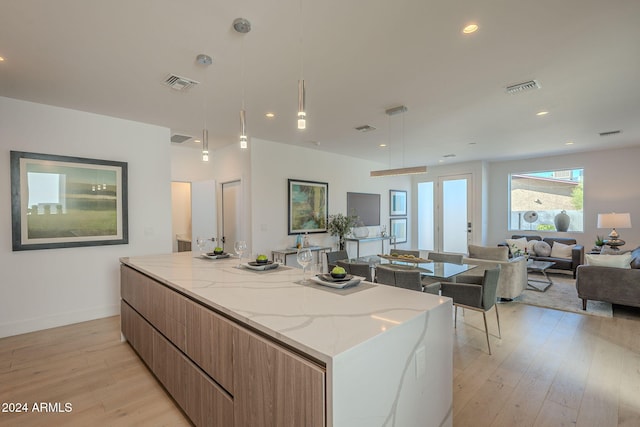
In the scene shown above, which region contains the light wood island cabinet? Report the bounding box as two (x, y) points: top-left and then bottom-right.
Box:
(121, 264), (325, 427)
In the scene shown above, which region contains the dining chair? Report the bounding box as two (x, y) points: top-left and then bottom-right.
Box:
(326, 250), (348, 271)
(393, 269), (422, 291)
(374, 265), (396, 286)
(439, 266), (501, 355)
(427, 252), (463, 264)
(347, 262), (373, 282)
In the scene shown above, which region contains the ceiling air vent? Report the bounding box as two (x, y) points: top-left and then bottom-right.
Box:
(171, 134), (193, 143)
(505, 80), (541, 94)
(163, 74), (199, 91)
(599, 130), (622, 137)
(355, 125), (376, 132)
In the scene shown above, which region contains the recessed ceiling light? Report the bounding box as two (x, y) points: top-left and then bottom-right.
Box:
(462, 24), (478, 34)
(265, 112), (275, 118)
(0, 56), (5, 61)
(194, 139), (201, 143)
(536, 111), (549, 116)
(565, 141), (574, 145)
(379, 144), (387, 147)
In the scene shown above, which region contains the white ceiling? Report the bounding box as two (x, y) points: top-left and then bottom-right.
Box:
(2, 0), (639, 167)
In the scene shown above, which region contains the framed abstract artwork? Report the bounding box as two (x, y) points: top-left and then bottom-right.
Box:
(390, 217), (407, 244)
(10, 151), (128, 251)
(288, 179), (328, 235)
(389, 189), (407, 216)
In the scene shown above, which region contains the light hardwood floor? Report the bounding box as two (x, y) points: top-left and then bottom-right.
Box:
(1, 303), (639, 427)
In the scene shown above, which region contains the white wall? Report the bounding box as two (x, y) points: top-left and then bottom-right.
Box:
(0, 97), (172, 338)
(487, 146), (640, 249)
(250, 138), (411, 260)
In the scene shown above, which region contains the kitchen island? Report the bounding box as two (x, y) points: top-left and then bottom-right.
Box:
(120, 252), (452, 427)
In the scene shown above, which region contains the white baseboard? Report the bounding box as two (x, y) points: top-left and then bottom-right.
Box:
(0, 304), (120, 339)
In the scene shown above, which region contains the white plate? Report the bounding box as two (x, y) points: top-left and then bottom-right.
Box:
(202, 253), (231, 260)
(242, 262), (280, 271)
(309, 275), (363, 289)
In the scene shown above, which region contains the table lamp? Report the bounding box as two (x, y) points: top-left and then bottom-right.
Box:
(597, 212), (632, 250)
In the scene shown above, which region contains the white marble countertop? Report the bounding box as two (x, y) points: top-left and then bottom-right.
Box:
(121, 252), (451, 364)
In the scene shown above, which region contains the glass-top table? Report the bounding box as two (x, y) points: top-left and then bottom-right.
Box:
(345, 255), (477, 281)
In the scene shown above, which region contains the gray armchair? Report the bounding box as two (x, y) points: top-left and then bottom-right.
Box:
(440, 266), (501, 355)
(374, 265), (425, 292)
(336, 259), (372, 282)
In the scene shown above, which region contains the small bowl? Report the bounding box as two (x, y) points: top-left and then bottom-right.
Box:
(330, 272), (347, 279)
(255, 258), (269, 264)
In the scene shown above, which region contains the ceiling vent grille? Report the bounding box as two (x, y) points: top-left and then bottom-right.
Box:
(599, 130), (622, 137)
(355, 125), (376, 132)
(171, 134), (193, 143)
(163, 74), (200, 91)
(505, 80), (541, 94)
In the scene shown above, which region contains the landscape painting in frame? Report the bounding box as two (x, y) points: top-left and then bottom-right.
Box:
(10, 151), (128, 250)
(288, 179), (328, 235)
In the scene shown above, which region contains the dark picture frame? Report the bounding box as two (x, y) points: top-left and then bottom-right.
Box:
(10, 151), (128, 251)
(389, 189), (407, 216)
(288, 179), (328, 235)
(390, 217), (408, 244)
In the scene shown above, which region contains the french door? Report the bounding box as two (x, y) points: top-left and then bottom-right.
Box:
(418, 174), (472, 253)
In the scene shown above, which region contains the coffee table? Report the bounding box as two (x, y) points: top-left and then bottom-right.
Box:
(526, 259), (555, 292)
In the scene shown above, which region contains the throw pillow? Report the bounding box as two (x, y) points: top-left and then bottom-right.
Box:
(550, 241), (575, 259)
(468, 244), (509, 261)
(505, 237), (528, 256)
(585, 252), (632, 269)
(533, 241), (552, 257)
(631, 247), (640, 269)
(526, 239), (539, 256)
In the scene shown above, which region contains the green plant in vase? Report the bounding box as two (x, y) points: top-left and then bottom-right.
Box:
(327, 213), (359, 250)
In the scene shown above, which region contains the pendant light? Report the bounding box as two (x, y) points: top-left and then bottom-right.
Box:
(196, 54), (213, 161)
(233, 18), (251, 149)
(370, 106), (427, 177)
(297, 0), (306, 130)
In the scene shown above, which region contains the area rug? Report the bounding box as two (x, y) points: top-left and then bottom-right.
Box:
(512, 272), (613, 318)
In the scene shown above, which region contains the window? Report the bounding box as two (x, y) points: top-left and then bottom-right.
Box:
(509, 168), (583, 232)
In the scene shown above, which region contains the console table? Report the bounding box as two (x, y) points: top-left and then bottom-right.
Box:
(344, 236), (394, 258)
(271, 245), (331, 266)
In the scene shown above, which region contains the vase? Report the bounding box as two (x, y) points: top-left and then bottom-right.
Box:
(339, 237), (345, 251)
(554, 210), (570, 232)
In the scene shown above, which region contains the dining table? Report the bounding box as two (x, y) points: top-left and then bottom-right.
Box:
(343, 255), (478, 282)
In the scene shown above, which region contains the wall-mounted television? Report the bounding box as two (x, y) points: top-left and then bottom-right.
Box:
(347, 192), (380, 226)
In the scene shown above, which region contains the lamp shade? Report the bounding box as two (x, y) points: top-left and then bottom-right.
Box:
(597, 212), (632, 229)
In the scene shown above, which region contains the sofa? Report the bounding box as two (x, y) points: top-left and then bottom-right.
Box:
(500, 235), (584, 278)
(576, 247), (640, 310)
(460, 244), (528, 299)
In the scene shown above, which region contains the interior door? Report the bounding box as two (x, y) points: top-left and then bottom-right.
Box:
(221, 180), (242, 252)
(439, 174), (472, 253)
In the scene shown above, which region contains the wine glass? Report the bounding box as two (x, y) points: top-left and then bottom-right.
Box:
(234, 241), (247, 267)
(196, 236), (207, 255)
(297, 247), (313, 283)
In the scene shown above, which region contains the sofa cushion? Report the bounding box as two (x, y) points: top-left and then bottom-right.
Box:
(468, 244), (509, 261)
(550, 241), (575, 259)
(505, 237), (528, 256)
(533, 241), (552, 257)
(585, 253), (632, 269)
